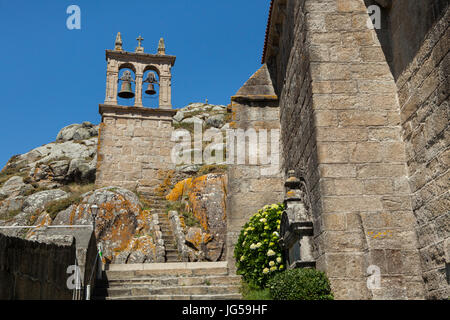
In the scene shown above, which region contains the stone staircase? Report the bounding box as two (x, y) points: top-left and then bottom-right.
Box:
(94, 262), (242, 300)
(142, 194), (181, 263)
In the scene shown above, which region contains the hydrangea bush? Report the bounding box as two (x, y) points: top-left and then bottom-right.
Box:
(234, 203), (285, 288)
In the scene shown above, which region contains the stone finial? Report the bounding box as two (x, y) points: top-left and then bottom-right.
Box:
(114, 32), (123, 51)
(158, 38), (166, 55)
(135, 35), (144, 53)
(285, 170), (300, 189)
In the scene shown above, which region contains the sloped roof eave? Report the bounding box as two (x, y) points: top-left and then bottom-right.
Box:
(262, 0), (275, 64)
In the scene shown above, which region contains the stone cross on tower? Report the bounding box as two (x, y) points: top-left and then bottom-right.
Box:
(103, 33), (176, 109)
(135, 35), (144, 53)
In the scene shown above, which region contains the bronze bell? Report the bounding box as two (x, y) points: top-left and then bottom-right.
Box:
(145, 83), (157, 95)
(118, 81), (135, 99)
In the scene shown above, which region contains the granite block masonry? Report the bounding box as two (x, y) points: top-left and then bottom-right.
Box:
(260, 0), (448, 300)
(96, 37), (177, 196)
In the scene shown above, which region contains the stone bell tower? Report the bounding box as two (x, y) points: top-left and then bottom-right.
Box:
(96, 33), (177, 195)
(104, 33), (176, 109)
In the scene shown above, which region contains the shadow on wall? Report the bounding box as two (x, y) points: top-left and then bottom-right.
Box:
(365, 0), (449, 80)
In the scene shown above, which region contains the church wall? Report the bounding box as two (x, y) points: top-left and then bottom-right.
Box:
(266, 0), (426, 299)
(388, 4), (449, 299)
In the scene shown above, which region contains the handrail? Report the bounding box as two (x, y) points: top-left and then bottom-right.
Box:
(84, 244), (103, 300)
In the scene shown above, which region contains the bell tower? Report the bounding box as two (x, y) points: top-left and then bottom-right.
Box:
(103, 33), (176, 109)
(96, 33), (177, 195)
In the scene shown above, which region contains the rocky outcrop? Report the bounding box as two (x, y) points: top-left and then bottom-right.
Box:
(165, 173), (227, 262)
(172, 103), (230, 175)
(22, 189), (68, 214)
(56, 122), (98, 142)
(0, 122), (98, 224)
(0, 176), (32, 198)
(53, 187), (159, 264)
(24, 187), (161, 264)
(173, 103), (228, 129)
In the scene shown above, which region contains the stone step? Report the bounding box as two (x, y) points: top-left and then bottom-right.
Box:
(104, 262), (229, 279)
(102, 293), (242, 300)
(161, 232), (174, 237)
(166, 258), (181, 263)
(100, 275), (242, 288)
(101, 284), (241, 297)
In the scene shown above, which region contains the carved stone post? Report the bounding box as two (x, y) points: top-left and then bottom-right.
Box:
(134, 73), (143, 107)
(280, 170), (315, 269)
(105, 59), (119, 105)
(159, 75), (172, 109)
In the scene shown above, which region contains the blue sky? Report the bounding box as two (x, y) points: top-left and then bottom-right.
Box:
(0, 0), (270, 168)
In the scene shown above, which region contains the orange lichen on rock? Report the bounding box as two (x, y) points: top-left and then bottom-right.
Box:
(186, 228), (212, 250)
(155, 169), (175, 197)
(188, 175), (210, 231)
(165, 177), (193, 201)
(166, 173), (227, 233)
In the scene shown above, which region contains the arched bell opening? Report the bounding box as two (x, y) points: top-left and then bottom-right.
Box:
(142, 70), (159, 108)
(117, 68), (136, 106)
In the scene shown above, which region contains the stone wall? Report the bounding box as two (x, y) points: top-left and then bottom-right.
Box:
(264, 0), (426, 299)
(29, 228), (99, 293)
(96, 105), (176, 195)
(0, 233), (76, 300)
(226, 65), (284, 271)
(389, 4), (449, 299)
